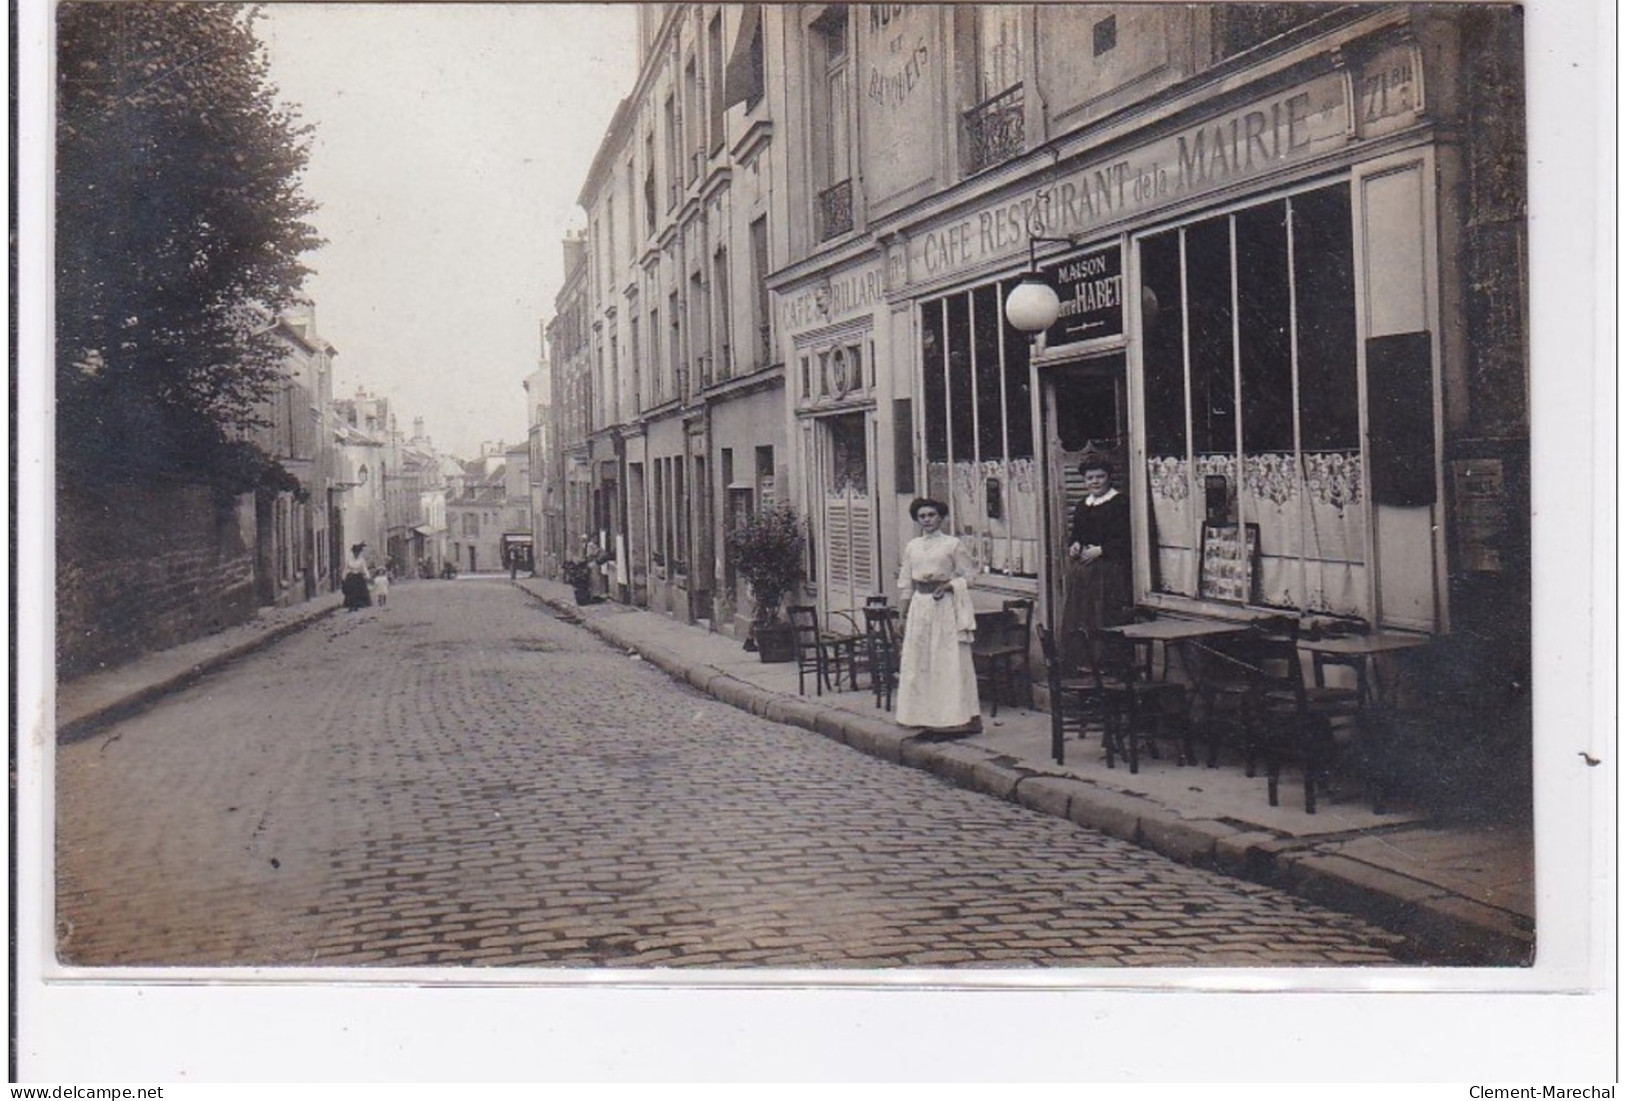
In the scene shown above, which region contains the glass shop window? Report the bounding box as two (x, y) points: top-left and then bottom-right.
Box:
(1137, 182), (1365, 617)
(918, 281), (1038, 577)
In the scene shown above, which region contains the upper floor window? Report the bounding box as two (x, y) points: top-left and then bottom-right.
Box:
(690, 269), (711, 389)
(750, 215), (772, 367)
(648, 304), (661, 404)
(960, 5), (1026, 176)
(976, 5), (1024, 98)
(664, 95), (680, 210)
(722, 3), (768, 115)
(668, 290), (683, 400)
(707, 12), (726, 152)
(684, 54), (702, 183)
(644, 132), (658, 234)
(625, 160), (638, 260)
(1092, 14), (1118, 56)
(811, 6), (853, 241)
(591, 218), (602, 295)
(629, 312), (642, 415)
(713, 245), (733, 381)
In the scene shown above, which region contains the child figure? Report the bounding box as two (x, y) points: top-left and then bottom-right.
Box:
(370, 566), (390, 607)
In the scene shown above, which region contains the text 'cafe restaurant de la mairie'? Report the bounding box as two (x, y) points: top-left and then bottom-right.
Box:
(773, 7), (1526, 746)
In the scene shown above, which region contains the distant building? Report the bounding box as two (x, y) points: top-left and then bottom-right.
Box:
(500, 442), (533, 573)
(401, 418), (450, 577)
(547, 231), (594, 577)
(250, 304), (337, 607)
(523, 359), (552, 577)
(571, 3), (791, 626)
(446, 452), (512, 574)
(332, 389), (399, 576)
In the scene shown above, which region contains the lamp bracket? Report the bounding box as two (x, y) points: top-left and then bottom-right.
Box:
(1025, 233), (1079, 274)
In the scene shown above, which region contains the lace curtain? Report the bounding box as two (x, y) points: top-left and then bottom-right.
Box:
(1148, 450), (1366, 614)
(925, 458), (1041, 576)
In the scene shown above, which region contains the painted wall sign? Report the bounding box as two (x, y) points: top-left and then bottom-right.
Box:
(779, 264), (886, 336)
(907, 69), (1351, 283)
(1041, 245), (1124, 344)
(865, 5), (932, 110)
(861, 4), (939, 207)
(1354, 41), (1423, 139)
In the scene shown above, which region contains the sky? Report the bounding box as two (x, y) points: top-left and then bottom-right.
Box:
(257, 3), (640, 458)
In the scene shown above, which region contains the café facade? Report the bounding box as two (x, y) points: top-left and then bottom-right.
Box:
(769, 5), (1526, 714)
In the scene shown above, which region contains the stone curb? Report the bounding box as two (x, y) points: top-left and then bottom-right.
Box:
(519, 580), (1532, 964)
(1269, 849), (1534, 966)
(57, 600), (344, 744)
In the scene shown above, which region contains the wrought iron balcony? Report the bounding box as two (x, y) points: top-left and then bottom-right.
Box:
(962, 84), (1025, 175)
(816, 178), (853, 242)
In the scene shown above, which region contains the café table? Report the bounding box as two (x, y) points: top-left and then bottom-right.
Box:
(1295, 630), (1431, 707)
(1292, 630), (1430, 814)
(1100, 617), (1254, 683)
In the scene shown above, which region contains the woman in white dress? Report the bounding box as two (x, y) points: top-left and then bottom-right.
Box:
(894, 497), (982, 735)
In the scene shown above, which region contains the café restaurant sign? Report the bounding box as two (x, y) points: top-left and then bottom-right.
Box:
(1042, 246), (1123, 345)
(909, 70), (1350, 283)
(779, 263), (886, 336)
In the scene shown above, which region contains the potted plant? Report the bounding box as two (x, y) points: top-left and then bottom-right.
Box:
(561, 558), (596, 605)
(727, 502), (804, 663)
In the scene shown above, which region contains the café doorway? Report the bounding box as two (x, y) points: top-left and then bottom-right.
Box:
(812, 410), (876, 617)
(1042, 353), (1130, 616)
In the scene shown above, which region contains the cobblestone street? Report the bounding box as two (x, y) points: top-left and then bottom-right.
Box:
(57, 579), (1410, 968)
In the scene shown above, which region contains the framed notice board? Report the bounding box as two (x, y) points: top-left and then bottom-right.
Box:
(1198, 522), (1261, 604)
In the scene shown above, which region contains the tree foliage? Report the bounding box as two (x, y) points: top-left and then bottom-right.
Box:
(57, 1), (323, 488)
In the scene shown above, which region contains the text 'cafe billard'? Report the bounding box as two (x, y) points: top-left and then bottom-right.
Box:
(906, 54), (1451, 638)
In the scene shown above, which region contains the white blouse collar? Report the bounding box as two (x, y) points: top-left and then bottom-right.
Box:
(1084, 487), (1120, 506)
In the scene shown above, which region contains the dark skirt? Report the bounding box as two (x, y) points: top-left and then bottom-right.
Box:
(341, 571), (372, 610)
(1058, 557), (1131, 671)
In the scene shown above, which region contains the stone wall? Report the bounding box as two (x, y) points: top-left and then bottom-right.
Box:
(57, 479), (260, 679)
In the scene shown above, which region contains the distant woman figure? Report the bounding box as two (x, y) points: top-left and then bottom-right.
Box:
(894, 497), (982, 736)
(342, 542), (372, 611)
(1059, 456), (1133, 670)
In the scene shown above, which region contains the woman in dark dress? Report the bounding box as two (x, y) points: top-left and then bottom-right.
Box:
(341, 542), (373, 611)
(1059, 457), (1133, 670)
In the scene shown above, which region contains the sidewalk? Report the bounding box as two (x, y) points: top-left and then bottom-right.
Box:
(56, 592), (346, 743)
(511, 577), (1534, 967)
(53, 576), (1534, 965)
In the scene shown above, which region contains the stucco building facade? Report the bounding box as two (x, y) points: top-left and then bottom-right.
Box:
(549, 3), (1529, 746)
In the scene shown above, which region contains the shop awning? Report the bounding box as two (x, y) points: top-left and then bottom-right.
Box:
(411, 524), (437, 537)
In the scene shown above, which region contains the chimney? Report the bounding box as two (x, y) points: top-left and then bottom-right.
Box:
(563, 234), (587, 273)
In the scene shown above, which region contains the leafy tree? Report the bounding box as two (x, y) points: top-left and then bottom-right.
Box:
(56, 1), (323, 491)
